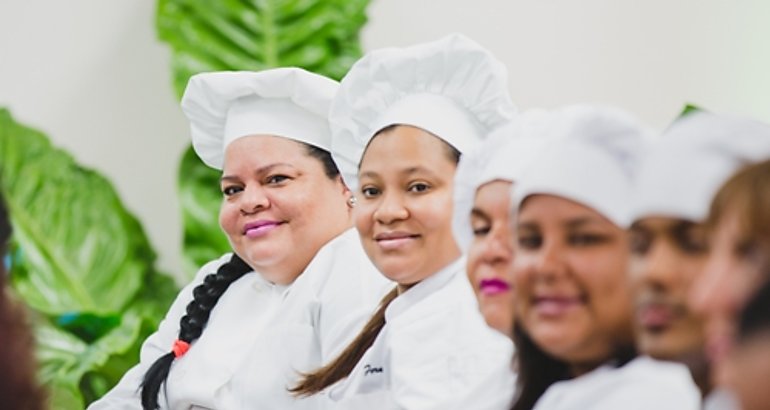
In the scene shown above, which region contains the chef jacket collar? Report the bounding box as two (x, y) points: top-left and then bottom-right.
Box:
(384, 257), (465, 323)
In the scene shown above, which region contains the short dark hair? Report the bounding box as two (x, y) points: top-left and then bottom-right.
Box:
(301, 142), (340, 179)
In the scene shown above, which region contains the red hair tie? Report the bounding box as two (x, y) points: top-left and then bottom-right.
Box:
(172, 339), (190, 358)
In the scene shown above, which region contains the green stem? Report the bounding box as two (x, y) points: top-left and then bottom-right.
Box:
(260, 0), (279, 66)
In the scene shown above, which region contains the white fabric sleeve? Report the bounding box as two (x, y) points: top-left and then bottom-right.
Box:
(591, 382), (701, 410)
(86, 256), (230, 410)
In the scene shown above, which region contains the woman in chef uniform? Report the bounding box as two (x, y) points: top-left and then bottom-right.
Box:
(89, 68), (391, 410)
(452, 111), (551, 338)
(291, 34), (517, 409)
(508, 105), (701, 410)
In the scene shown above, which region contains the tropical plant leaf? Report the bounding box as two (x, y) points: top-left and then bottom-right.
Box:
(0, 108), (180, 407)
(157, 0), (369, 98)
(47, 380), (85, 410)
(30, 263), (178, 409)
(0, 108), (162, 315)
(158, 0), (371, 276)
(36, 310), (142, 407)
(177, 146), (231, 273)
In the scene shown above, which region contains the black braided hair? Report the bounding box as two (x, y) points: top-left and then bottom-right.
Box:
(140, 253), (252, 410)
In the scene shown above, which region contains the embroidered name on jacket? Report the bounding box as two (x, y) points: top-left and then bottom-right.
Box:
(364, 364), (384, 376)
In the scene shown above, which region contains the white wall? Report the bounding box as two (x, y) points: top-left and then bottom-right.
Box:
(1, 0), (768, 280)
(363, 0), (770, 127)
(0, 1), (189, 278)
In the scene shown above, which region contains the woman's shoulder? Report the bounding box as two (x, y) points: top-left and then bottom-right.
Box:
(189, 253), (236, 283)
(616, 356), (700, 394)
(538, 357), (701, 410)
(310, 228), (365, 264)
(601, 357), (701, 409)
(391, 261), (478, 325)
(300, 228), (389, 292)
(389, 265), (511, 353)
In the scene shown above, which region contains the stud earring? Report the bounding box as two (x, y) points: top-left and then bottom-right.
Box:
(347, 196), (357, 208)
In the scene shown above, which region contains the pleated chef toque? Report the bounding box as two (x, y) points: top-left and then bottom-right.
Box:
(329, 33), (516, 191)
(511, 105), (652, 228)
(631, 111), (770, 222)
(182, 68), (338, 170)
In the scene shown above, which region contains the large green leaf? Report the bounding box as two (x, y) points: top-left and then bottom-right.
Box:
(157, 0), (369, 98)
(158, 0), (371, 275)
(36, 313), (141, 404)
(0, 108), (180, 408)
(177, 146), (231, 273)
(64, 273), (178, 407)
(0, 108), (159, 315)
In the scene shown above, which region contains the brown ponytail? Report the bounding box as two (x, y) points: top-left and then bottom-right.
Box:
(291, 287), (399, 396)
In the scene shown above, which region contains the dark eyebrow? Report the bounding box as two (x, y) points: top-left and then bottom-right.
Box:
(358, 170), (379, 180)
(471, 207), (491, 220)
(517, 221), (539, 231)
(671, 220), (698, 234)
(629, 219), (699, 236)
(566, 217), (598, 228)
(359, 166), (439, 181)
(671, 220), (705, 242)
(401, 166), (438, 177)
(517, 216), (605, 231)
(220, 163), (296, 183)
(220, 174), (241, 183)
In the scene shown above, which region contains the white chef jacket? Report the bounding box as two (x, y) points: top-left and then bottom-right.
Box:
(327, 258), (516, 410)
(88, 228), (392, 410)
(703, 388), (740, 410)
(532, 356), (702, 410)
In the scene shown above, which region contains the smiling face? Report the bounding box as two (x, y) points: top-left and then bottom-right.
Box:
(355, 125), (460, 287)
(219, 135), (351, 284)
(467, 180), (515, 337)
(628, 217), (708, 363)
(513, 194), (634, 373)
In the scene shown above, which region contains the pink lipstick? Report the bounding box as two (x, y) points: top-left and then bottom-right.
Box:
(479, 278), (511, 295)
(533, 295), (582, 317)
(243, 220), (282, 238)
(375, 231), (419, 250)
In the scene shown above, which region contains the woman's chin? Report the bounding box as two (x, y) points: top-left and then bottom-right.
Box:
(480, 307), (514, 337)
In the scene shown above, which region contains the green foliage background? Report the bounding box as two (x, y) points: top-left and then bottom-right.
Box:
(0, 0), (370, 407)
(0, 109), (178, 407)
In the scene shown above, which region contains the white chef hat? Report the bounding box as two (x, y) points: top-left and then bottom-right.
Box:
(511, 105), (652, 229)
(631, 111), (770, 223)
(181, 68), (338, 170)
(329, 33), (516, 191)
(452, 109), (554, 251)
